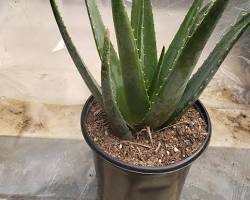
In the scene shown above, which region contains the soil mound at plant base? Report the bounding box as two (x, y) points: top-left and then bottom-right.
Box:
(86, 102), (208, 167)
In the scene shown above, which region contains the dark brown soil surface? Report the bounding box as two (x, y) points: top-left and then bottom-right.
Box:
(86, 102), (208, 167)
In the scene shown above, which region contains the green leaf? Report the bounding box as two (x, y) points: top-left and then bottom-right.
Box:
(158, 47), (166, 73)
(131, 0), (158, 88)
(50, 0), (102, 105)
(148, 46), (165, 98)
(150, 0), (204, 100)
(85, 0), (105, 58)
(85, 0), (130, 125)
(112, 0), (150, 125)
(189, 1), (214, 36)
(168, 12), (250, 124)
(142, 0), (229, 129)
(131, 0), (144, 57)
(101, 30), (134, 140)
(143, 0), (158, 88)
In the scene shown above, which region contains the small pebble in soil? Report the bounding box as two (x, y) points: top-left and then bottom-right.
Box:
(174, 147), (179, 152)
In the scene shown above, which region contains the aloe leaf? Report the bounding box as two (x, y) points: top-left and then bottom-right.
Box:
(150, 0), (204, 99)
(189, 1), (214, 36)
(148, 46), (165, 98)
(85, 0), (130, 124)
(85, 0), (105, 58)
(143, 0), (229, 129)
(112, 0), (150, 124)
(101, 30), (134, 140)
(50, 0), (102, 105)
(158, 47), (166, 72)
(168, 12), (250, 124)
(131, 0), (144, 57)
(143, 0), (158, 88)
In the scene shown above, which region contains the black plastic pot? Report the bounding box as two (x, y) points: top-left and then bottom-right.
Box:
(81, 96), (212, 200)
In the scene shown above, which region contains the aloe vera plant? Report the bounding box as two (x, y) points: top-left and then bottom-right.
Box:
(50, 0), (250, 140)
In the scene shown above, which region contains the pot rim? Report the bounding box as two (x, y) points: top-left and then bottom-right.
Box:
(81, 96), (212, 174)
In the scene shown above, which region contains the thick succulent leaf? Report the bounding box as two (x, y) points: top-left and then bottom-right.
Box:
(131, 0), (158, 89)
(148, 46), (165, 98)
(85, 0), (130, 124)
(142, 0), (229, 129)
(189, 1), (214, 36)
(50, 0), (102, 105)
(158, 47), (166, 73)
(85, 0), (105, 57)
(168, 12), (250, 124)
(112, 0), (150, 124)
(150, 0), (204, 100)
(101, 30), (133, 140)
(143, 0), (158, 88)
(131, 0), (144, 57)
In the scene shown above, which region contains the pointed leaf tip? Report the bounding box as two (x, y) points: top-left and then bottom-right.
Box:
(101, 31), (134, 140)
(85, 0), (131, 123)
